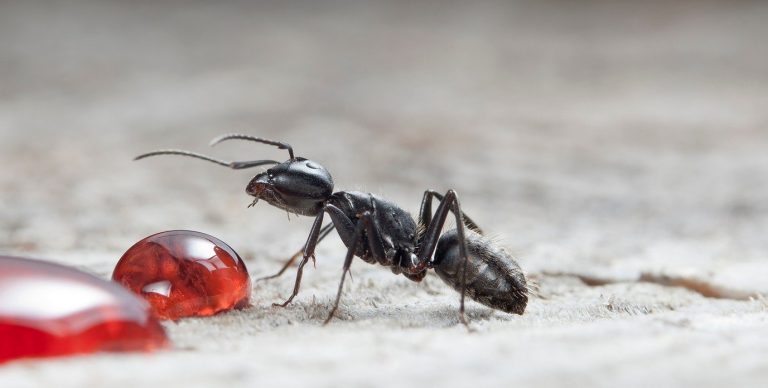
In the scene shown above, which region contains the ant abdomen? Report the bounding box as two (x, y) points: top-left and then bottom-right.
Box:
(433, 229), (528, 315)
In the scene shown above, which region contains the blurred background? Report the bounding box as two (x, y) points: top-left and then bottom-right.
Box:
(2, 0), (767, 278)
(1, 1), (767, 387)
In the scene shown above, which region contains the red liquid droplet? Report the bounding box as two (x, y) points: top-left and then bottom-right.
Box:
(112, 231), (251, 320)
(0, 256), (169, 364)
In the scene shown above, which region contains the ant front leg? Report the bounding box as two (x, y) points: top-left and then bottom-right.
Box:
(272, 212), (326, 308)
(323, 211), (382, 325)
(273, 205), (356, 308)
(258, 223), (335, 282)
(416, 189), (473, 328)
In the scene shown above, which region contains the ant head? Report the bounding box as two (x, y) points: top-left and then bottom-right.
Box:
(247, 158), (333, 216)
(135, 134), (333, 216)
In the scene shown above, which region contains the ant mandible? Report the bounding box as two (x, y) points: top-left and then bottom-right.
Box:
(136, 134), (528, 326)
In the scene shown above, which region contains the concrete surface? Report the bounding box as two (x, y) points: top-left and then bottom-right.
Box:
(1, 1), (767, 387)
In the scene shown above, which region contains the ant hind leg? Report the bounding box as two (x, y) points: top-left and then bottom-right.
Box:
(415, 189), (474, 329)
(418, 190), (483, 235)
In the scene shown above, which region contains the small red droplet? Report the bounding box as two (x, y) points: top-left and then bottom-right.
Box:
(112, 231), (251, 320)
(0, 256), (169, 364)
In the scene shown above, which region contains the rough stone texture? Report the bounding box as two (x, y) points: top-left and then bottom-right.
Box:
(1, 1), (767, 387)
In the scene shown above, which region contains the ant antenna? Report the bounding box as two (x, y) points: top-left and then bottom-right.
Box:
(210, 134), (295, 160)
(134, 149), (279, 170)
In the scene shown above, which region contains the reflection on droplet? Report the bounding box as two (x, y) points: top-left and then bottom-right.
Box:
(142, 280), (172, 297)
(184, 238), (216, 260)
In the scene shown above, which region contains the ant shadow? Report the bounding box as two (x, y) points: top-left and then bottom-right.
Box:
(290, 297), (505, 328)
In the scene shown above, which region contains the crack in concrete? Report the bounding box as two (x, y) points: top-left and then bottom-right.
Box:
(542, 271), (762, 301)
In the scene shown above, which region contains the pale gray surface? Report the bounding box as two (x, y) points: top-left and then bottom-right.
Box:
(1, 1), (768, 387)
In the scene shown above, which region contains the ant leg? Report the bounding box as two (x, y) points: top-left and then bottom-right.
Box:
(418, 190), (483, 234)
(272, 254), (311, 307)
(416, 190), (472, 328)
(273, 205), (356, 308)
(323, 212), (377, 325)
(257, 223), (335, 282)
(273, 211), (327, 307)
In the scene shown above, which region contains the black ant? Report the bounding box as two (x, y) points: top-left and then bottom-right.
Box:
(136, 134), (528, 326)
